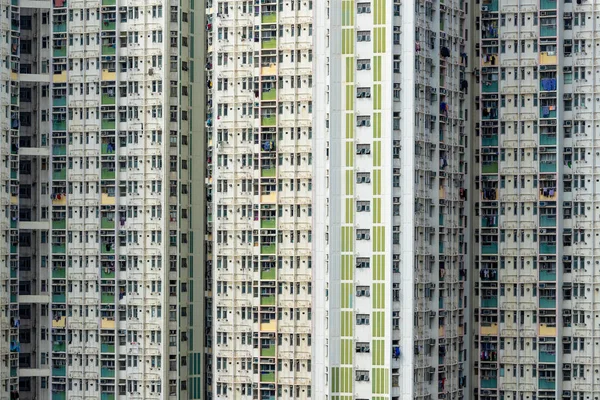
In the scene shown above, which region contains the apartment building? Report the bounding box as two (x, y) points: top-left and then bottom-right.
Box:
(312, 0), (471, 398)
(206, 0), (314, 399)
(473, 0), (600, 400)
(0, 1), (205, 399)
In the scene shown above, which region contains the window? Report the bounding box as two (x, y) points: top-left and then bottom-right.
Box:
(357, 2), (371, 13)
(357, 31), (371, 42)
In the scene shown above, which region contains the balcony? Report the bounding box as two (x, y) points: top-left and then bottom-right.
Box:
(102, 0), (116, 4)
(482, 81), (498, 93)
(260, 372), (275, 383)
(101, 143), (116, 154)
(261, 295), (276, 306)
(101, 269), (115, 279)
(262, 13), (277, 23)
(540, 52), (557, 65)
(261, 38), (277, 49)
(52, 219), (66, 229)
(52, 145), (67, 155)
(53, 46), (67, 57)
(53, 120), (67, 130)
(540, 0), (556, 9)
(481, 216), (498, 228)
(101, 343), (115, 353)
(482, 135), (498, 146)
(101, 168), (115, 180)
(262, 88), (276, 101)
(101, 293), (115, 303)
(52, 366), (66, 376)
(539, 297), (556, 308)
(102, 243), (115, 254)
(53, 22), (67, 33)
(539, 215), (556, 227)
(261, 244), (276, 254)
(53, 96), (67, 107)
(53, 268), (66, 279)
(540, 25), (557, 37)
(261, 218), (276, 229)
(101, 368), (115, 378)
(53, 169), (67, 180)
(481, 0), (498, 11)
(539, 351), (556, 363)
(261, 115), (276, 126)
(52, 244), (66, 254)
(261, 345), (276, 357)
(261, 167), (276, 177)
(261, 268), (276, 280)
(53, 342), (66, 352)
(481, 243), (498, 254)
(101, 217), (115, 229)
(540, 161), (556, 173)
(102, 45), (116, 55)
(101, 93), (116, 105)
(10, 169), (17, 179)
(480, 378), (497, 389)
(53, 392), (66, 400)
(101, 394), (115, 400)
(102, 21), (116, 31)
(481, 297), (498, 308)
(101, 119), (116, 130)
(538, 378), (556, 390)
(539, 134), (556, 145)
(53, 293), (66, 303)
(539, 243), (556, 254)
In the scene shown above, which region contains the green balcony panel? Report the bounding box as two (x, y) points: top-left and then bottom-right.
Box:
(53, 169), (67, 180)
(11, 95), (18, 105)
(481, 297), (498, 308)
(261, 345), (276, 357)
(10, 244), (17, 254)
(101, 169), (115, 179)
(101, 394), (115, 400)
(261, 167), (276, 177)
(102, 244), (115, 254)
(102, 21), (116, 30)
(261, 295), (276, 306)
(53, 145), (67, 155)
(482, 81), (498, 93)
(10, 219), (17, 229)
(53, 268), (66, 279)
(53, 97), (67, 107)
(540, 107), (557, 118)
(102, 94), (116, 105)
(540, 162), (556, 173)
(101, 269), (115, 279)
(540, 0), (556, 8)
(481, 216), (498, 227)
(260, 372), (275, 382)
(538, 378), (556, 390)
(261, 116), (276, 126)
(262, 89), (276, 101)
(10, 169), (17, 179)
(53, 244), (66, 254)
(102, 45), (116, 55)
(482, 162), (498, 174)
(10, 293), (17, 302)
(539, 270), (556, 281)
(52, 393), (66, 400)
(261, 244), (276, 254)
(480, 378), (497, 389)
(439, 243), (444, 253)
(439, 298), (444, 309)
(540, 215), (556, 227)
(101, 217), (115, 229)
(52, 219), (66, 229)
(482, 0), (498, 11)
(52, 366), (66, 377)
(261, 268), (276, 280)
(54, 23), (67, 33)
(262, 13), (277, 23)
(53, 293), (66, 303)
(101, 343), (115, 353)
(101, 368), (115, 378)
(261, 219), (276, 229)
(541, 26), (557, 37)
(539, 134), (556, 145)
(101, 120), (116, 130)
(102, 0), (116, 4)
(53, 120), (67, 130)
(482, 243), (498, 254)
(53, 47), (67, 57)
(539, 297), (556, 308)
(539, 351), (556, 363)
(53, 342), (66, 352)
(101, 143), (116, 154)
(482, 136), (498, 146)
(540, 243), (556, 254)
(101, 293), (115, 304)
(261, 38), (277, 49)
(10, 268), (17, 279)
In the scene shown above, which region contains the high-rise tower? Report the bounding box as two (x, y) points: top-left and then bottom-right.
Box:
(0, 1), (205, 399)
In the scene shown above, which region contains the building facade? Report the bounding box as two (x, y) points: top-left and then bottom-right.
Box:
(0, 0), (205, 399)
(473, 0), (600, 400)
(313, 0), (471, 399)
(206, 0), (314, 399)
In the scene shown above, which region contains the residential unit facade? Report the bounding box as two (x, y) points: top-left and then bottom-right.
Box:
(0, 1), (205, 399)
(473, 0), (600, 400)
